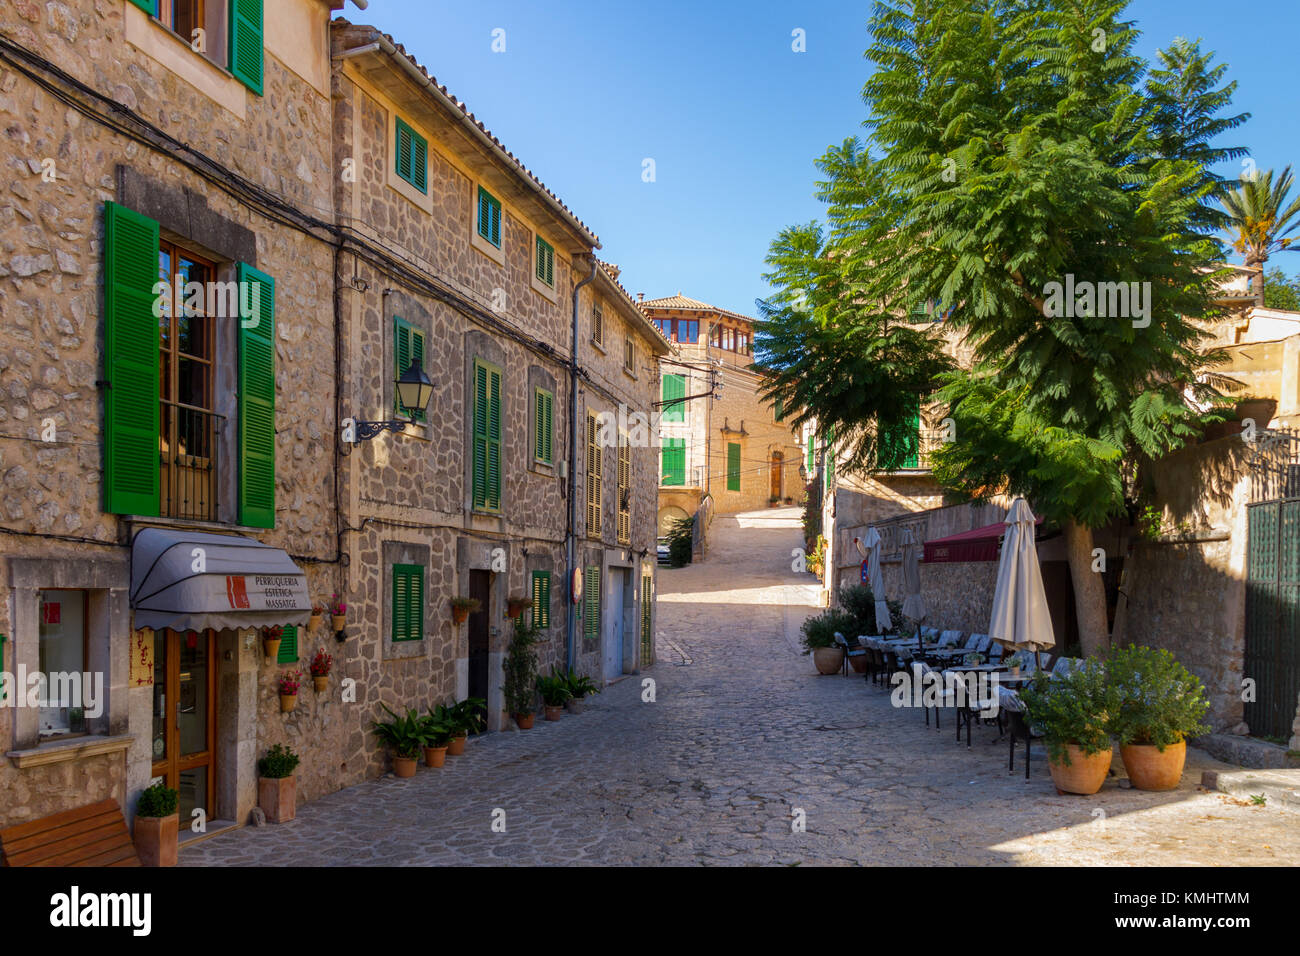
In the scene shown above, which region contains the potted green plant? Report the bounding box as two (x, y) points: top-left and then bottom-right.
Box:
(451, 596), (481, 624)
(329, 594), (347, 631)
(536, 672), (572, 721)
(1105, 645), (1210, 791)
(562, 670), (601, 714)
(1004, 652), (1022, 677)
(133, 781), (179, 867)
(309, 604), (324, 630)
(1018, 659), (1116, 795)
(799, 608), (856, 674)
(420, 711), (455, 768)
(263, 625), (283, 660)
(277, 670), (302, 713)
(372, 704), (425, 777)
(502, 620), (541, 728)
(257, 743), (301, 823)
(506, 594), (530, 618)
(447, 697), (486, 754)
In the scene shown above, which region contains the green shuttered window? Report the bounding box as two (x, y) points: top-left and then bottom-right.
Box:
(726, 442), (741, 491)
(276, 625), (298, 664)
(583, 566), (601, 640)
(392, 564), (424, 642)
(103, 201), (161, 516)
(238, 262), (276, 529)
(477, 186), (502, 247)
(661, 438), (685, 486)
(129, 0), (157, 13)
(229, 0), (264, 95)
(531, 570), (551, 629)
(640, 576), (652, 665)
(534, 388), (553, 464)
(806, 434), (814, 473)
(394, 318), (426, 421)
(472, 359), (502, 511)
(395, 117), (428, 193)
(535, 236), (554, 287)
(661, 373), (685, 423)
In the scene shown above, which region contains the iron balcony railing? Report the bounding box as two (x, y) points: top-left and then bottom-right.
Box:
(160, 400), (222, 522)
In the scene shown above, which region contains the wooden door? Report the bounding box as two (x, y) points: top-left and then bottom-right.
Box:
(770, 452), (784, 500)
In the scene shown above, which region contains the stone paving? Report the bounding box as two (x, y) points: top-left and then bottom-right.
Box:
(181, 507), (1300, 866)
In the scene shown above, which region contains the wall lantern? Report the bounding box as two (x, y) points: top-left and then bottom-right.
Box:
(350, 360), (434, 441)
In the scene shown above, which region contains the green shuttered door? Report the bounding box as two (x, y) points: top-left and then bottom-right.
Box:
(103, 201), (161, 516)
(584, 566), (601, 640)
(661, 374), (685, 422)
(229, 0), (264, 95)
(238, 263), (276, 528)
(473, 361), (502, 511)
(726, 442), (741, 491)
(661, 438), (685, 486)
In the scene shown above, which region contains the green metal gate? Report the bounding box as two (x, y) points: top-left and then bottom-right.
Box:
(1245, 499), (1300, 739)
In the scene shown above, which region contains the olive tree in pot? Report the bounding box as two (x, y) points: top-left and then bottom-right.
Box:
(1019, 659), (1116, 795)
(1106, 645), (1210, 791)
(502, 620), (541, 729)
(800, 608), (857, 675)
(257, 743), (301, 823)
(134, 781), (179, 867)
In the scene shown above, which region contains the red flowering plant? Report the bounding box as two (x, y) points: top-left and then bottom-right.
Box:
(329, 594), (347, 616)
(277, 670), (302, 697)
(310, 649), (333, 678)
(264, 625), (284, 639)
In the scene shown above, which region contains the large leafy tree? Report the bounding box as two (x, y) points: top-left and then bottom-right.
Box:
(757, 0), (1243, 654)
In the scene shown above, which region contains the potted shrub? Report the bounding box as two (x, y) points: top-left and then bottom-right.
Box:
(537, 672), (572, 721)
(309, 604), (324, 630)
(503, 619), (541, 728)
(420, 711), (455, 768)
(799, 608), (856, 674)
(309, 648), (332, 693)
(506, 594), (530, 618)
(1019, 660), (1116, 795)
(451, 596), (481, 625)
(562, 670), (601, 714)
(372, 704), (425, 777)
(1004, 652), (1022, 677)
(134, 781), (179, 867)
(329, 594), (347, 632)
(277, 670), (302, 713)
(1106, 645), (1210, 791)
(257, 743), (300, 823)
(447, 697), (486, 753)
(263, 625), (283, 660)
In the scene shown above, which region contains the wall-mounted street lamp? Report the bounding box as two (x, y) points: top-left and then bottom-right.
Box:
(349, 361), (434, 442)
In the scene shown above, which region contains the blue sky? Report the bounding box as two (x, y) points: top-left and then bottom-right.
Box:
(352, 0), (1300, 317)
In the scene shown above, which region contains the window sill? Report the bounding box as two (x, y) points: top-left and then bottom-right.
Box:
(590, 339), (606, 355)
(471, 226), (505, 266)
(622, 366), (638, 381)
(124, 2), (246, 118)
(530, 273), (558, 304)
(123, 514), (270, 536)
(7, 734), (135, 769)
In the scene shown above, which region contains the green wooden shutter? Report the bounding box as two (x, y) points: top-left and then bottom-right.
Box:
(535, 236), (554, 286)
(237, 262), (276, 529)
(487, 366), (501, 510)
(228, 0), (264, 95)
(534, 388), (553, 464)
(276, 625), (298, 664)
(477, 187), (501, 247)
(806, 434), (814, 472)
(774, 397), (784, 422)
(726, 442), (741, 491)
(395, 117), (428, 193)
(531, 570), (551, 629)
(129, 0), (156, 13)
(103, 201), (161, 516)
(661, 438), (685, 486)
(661, 374), (685, 422)
(392, 564), (424, 642)
(825, 426), (835, 489)
(473, 362), (488, 508)
(472, 360), (501, 511)
(640, 576), (652, 665)
(393, 318), (425, 422)
(584, 566), (601, 640)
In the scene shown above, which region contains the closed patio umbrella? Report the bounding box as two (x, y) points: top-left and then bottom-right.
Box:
(900, 527), (927, 623)
(988, 497), (1055, 665)
(861, 527), (893, 634)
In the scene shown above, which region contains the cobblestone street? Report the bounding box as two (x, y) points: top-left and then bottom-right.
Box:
(181, 508), (1300, 866)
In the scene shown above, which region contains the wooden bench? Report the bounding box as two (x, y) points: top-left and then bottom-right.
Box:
(0, 799), (140, 867)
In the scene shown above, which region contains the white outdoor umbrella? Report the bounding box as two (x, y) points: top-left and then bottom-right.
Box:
(899, 527), (927, 623)
(987, 497), (1055, 662)
(861, 527), (893, 633)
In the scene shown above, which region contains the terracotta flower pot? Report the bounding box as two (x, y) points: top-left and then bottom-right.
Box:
(134, 813), (178, 867)
(423, 745), (448, 768)
(507, 600), (529, 617)
(392, 755), (417, 778)
(447, 734), (467, 756)
(813, 647), (845, 675)
(1047, 743), (1113, 795)
(1120, 739), (1186, 791)
(331, 614), (346, 631)
(279, 693), (297, 713)
(258, 775), (297, 824)
(544, 704), (564, 721)
(263, 638), (281, 659)
(308, 613), (322, 630)
(312, 675), (329, 693)
(565, 697), (584, 715)
(452, 607), (470, 624)
(514, 712), (534, 730)
(849, 654), (869, 674)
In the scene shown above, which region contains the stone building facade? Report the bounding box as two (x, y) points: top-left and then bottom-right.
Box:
(642, 295), (803, 529)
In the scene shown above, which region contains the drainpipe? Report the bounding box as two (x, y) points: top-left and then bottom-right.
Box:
(566, 256), (599, 672)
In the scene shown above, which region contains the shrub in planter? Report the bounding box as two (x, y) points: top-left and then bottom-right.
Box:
(536, 672), (572, 721)
(420, 712), (455, 768)
(1019, 659), (1116, 795)
(450, 596), (481, 624)
(257, 743), (301, 823)
(800, 608), (856, 674)
(134, 781), (179, 867)
(502, 620), (541, 727)
(372, 704), (426, 777)
(561, 670), (601, 713)
(1105, 645), (1210, 791)
(447, 697), (486, 753)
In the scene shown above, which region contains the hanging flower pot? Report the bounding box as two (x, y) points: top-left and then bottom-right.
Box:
(328, 594), (347, 632)
(451, 597), (481, 624)
(309, 648), (332, 694)
(263, 625), (284, 660)
(506, 595), (530, 618)
(312, 675), (328, 693)
(309, 605), (324, 630)
(277, 670), (302, 714)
